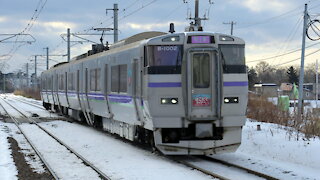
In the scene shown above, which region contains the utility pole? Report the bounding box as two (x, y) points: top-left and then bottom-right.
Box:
(114, 4), (118, 43)
(3, 74), (5, 93)
(45, 47), (49, 70)
(223, 21), (236, 35)
(186, 0), (208, 31)
(34, 55), (37, 87)
(26, 63), (29, 87)
(67, 28), (70, 62)
(106, 4), (119, 43)
(298, 4), (309, 116)
(316, 59), (319, 107)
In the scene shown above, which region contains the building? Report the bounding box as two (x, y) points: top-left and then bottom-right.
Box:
(253, 83), (278, 97)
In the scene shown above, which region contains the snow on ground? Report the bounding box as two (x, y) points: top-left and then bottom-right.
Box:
(40, 121), (214, 180)
(0, 123), (18, 180)
(211, 119), (320, 180)
(2, 94), (58, 118)
(1, 94), (320, 179)
(4, 123), (47, 174)
(19, 124), (102, 179)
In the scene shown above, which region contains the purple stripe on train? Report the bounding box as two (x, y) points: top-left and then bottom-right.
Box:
(223, 81), (248, 87)
(148, 82), (182, 88)
(108, 94), (132, 103)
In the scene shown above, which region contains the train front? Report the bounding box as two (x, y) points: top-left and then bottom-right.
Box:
(144, 32), (247, 155)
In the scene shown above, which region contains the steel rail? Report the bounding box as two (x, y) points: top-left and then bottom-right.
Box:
(0, 97), (111, 180)
(172, 155), (279, 180)
(173, 157), (229, 180)
(202, 156), (279, 180)
(9, 96), (45, 110)
(0, 97), (60, 180)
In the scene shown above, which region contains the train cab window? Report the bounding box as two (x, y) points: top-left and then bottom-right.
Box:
(193, 53), (210, 88)
(146, 45), (183, 74)
(219, 44), (246, 73)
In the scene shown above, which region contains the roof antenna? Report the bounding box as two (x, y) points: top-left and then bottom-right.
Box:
(169, 23), (175, 33)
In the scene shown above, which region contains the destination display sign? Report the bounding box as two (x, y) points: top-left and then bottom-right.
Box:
(191, 36), (211, 44)
(192, 94), (211, 107)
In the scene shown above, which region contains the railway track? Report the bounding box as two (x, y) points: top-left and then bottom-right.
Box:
(173, 155), (279, 180)
(8, 95), (45, 110)
(0, 97), (111, 180)
(0, 95), (283, 180)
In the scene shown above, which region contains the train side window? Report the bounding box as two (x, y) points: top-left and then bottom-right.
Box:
(96, 68), (101, 91)
(42, 77), (46, 90)
(144, 46), (148, 67)
(50, 76), (53, 90)
(68, 73), (74, 90)
(47, 77), (52, 90)
(59, 74), (64, 90)
(119, 64), (127, 92)
(111, 66), (119, 92)
(90, 69), (96, 91)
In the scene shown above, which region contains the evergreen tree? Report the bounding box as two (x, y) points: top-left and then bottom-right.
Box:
(248, 67), (258, 90)
(287, 66), (299, 85)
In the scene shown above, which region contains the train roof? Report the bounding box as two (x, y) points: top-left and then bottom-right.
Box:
(42, 31), (245, 74)
(110, 31), (167, 49)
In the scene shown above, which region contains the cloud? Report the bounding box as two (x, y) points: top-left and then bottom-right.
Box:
(38, 21), (77, 31)
(122, 21), (186, 31)
(229, 0), (291, 13)
(0, 16), (7, 22)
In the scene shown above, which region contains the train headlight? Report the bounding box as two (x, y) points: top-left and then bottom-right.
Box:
(224, 97), (239, 104)
(162, 36), (180, 42)
(171, 98), (178, 104)
(161, 98), (178, 104)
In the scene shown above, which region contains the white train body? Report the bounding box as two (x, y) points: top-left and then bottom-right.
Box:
(41, 31), (248, 155)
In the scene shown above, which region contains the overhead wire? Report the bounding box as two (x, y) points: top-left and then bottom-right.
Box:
(269, 15), (303, 65)
(275, 48), (320, 66)
(246, 41), (320, 63)
(2, 0), (48, 62)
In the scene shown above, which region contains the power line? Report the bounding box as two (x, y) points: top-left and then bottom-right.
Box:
(2, 0), (48, 62)
(275, 48), (320, 66)
(247, 41), (320, 63)
(78, 0), (143, 34)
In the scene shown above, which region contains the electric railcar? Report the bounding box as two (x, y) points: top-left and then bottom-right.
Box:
(41, 31), (248, 155)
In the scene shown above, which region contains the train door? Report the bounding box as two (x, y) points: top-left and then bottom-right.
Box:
(187, 49), (220, 119)
(55, 74), (61, 107)
(45, 76), (49, 101)
(103, 64), (111, 116)
(84, 68), (91, 111)
(76, 70), (82, 110)
(65, 72), (70, 107)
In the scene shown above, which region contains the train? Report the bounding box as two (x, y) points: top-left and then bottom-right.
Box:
(40, 30), (248, 155)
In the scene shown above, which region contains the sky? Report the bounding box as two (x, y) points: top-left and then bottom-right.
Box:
(1, 0), (320, 74)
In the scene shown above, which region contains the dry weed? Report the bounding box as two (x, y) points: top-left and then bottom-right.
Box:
(247, 94), (320, 139)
